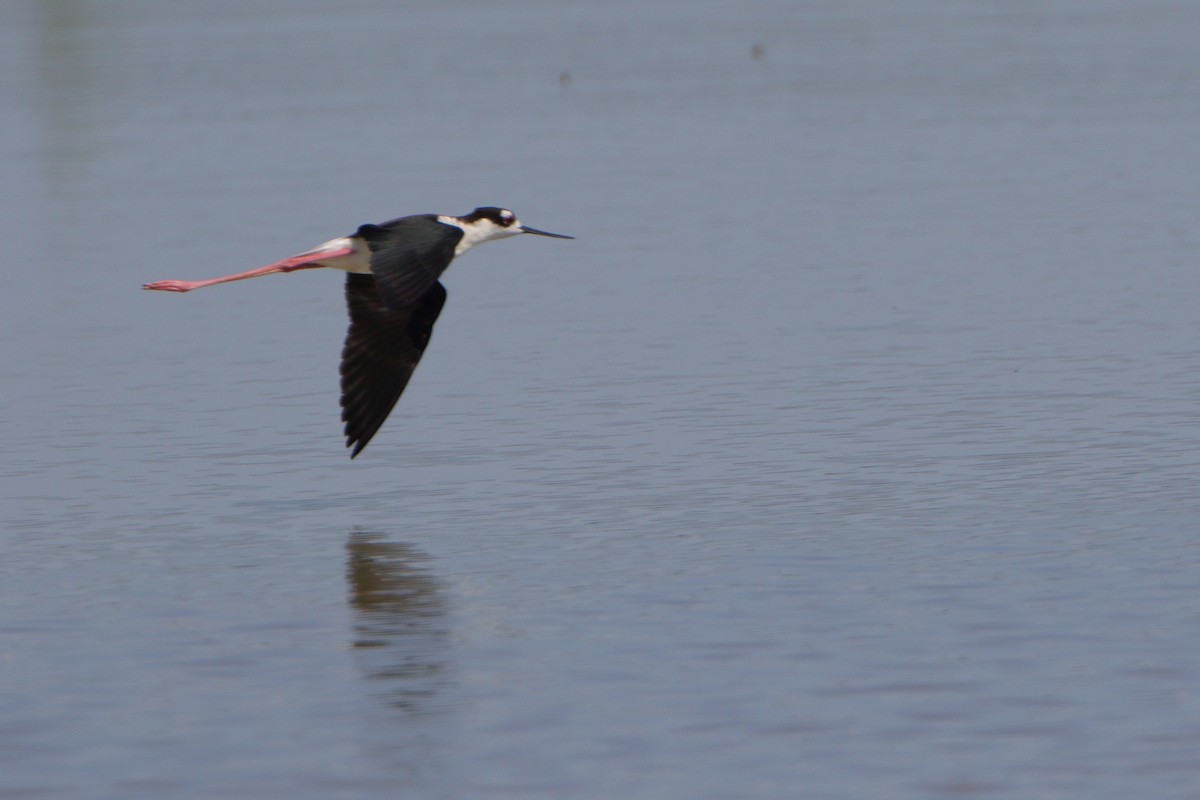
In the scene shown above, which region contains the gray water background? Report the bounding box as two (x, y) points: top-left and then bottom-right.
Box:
(3, 1), (1200, 798)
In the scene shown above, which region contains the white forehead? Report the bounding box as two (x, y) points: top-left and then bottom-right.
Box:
(498, 209), (515, 222)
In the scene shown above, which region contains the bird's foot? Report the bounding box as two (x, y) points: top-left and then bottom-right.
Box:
(143, 280), (199, 292)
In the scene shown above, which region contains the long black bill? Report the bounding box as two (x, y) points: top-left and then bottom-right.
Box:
(520, 226), (574, 239)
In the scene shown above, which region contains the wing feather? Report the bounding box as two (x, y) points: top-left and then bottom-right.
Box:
(340, 273), (447, 458)
(357, 217), (462, 310)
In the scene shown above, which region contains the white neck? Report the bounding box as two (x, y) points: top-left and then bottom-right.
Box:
(439, 215), (519, 257)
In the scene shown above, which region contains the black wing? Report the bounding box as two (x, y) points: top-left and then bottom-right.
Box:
(356, 215), (462, 311)
(340, 273), (447, 458)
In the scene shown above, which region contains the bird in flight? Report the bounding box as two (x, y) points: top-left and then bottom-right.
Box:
(144, 207), (573, 457)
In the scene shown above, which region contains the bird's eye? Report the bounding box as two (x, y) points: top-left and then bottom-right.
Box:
(499, 212), (514, 226)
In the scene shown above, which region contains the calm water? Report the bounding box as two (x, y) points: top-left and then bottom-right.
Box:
(3, 1), (1200, 798)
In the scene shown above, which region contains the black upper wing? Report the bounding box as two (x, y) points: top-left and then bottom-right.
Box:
(356, 215), (462, 311)
(340, 273), (447, 458)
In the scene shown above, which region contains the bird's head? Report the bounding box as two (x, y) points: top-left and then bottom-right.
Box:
(459, 207), (574, 243)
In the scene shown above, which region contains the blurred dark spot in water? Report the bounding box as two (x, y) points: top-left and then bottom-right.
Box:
(346, 530), (450, 713)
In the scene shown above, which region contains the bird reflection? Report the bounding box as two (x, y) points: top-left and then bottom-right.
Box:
(346, 530), (449, 713)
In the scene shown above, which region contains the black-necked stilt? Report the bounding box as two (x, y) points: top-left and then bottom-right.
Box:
(144, 207), (573, 457)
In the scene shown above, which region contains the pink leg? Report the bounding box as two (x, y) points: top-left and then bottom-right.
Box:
(143, 243), (357, 292)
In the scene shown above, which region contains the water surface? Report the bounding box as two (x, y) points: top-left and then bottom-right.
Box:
(3, 2), (1200, 798)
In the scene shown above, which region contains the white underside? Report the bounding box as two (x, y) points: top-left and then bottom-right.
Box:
(305, 237), (373, 273)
